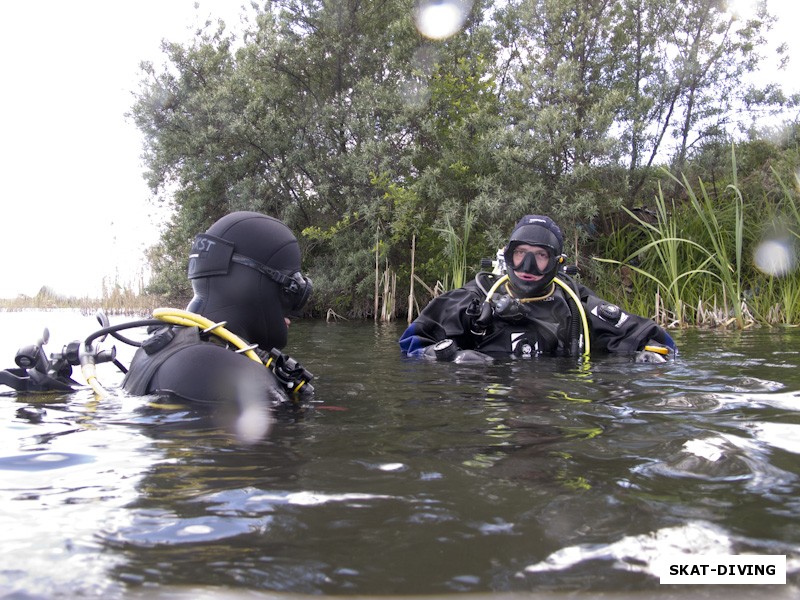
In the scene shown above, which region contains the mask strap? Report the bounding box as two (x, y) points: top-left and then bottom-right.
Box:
(231, 253), (295, 289)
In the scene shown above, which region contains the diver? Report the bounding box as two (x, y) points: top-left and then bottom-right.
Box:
(398, 215), (676, 363)
(121, 211), (314, 409)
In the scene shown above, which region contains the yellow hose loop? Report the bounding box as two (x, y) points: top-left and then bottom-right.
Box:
(484, 274), (509, 303)
(152, 308), (263, 364)
(552, 278), (591, 357)
(485, 273), (590, 357)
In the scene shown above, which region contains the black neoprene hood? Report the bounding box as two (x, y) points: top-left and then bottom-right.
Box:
(504, 215), (564, 298)
(185, 211), (304, 351)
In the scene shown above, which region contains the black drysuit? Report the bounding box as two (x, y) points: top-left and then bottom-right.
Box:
(399, 273), (675, 358)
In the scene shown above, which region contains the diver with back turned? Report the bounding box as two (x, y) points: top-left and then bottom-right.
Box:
(399, 215), (676, 363)
(1, 211), (314, 414)
(122, 211), (314, 408)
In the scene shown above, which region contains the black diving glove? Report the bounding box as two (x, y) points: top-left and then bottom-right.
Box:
(423, 339), (493, 364)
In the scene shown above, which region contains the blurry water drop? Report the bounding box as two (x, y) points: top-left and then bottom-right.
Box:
(415, 0), (473, 40)
(753, 238), (797, 277)
(232, 376), (274, 444)
(412, 44), (440, 76)
(400, 77), (430, 109)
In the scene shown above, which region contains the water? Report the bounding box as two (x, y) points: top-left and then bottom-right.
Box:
(1, 309), (799, 598)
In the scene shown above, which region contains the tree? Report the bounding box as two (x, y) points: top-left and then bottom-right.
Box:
(493, 0), (785, 210)
(131, 0), (795, 316)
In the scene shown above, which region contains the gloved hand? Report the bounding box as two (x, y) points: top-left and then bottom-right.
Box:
(423, 339), (493, 364)
(634, 342), (672, 363)
(634, 350), (667, 363)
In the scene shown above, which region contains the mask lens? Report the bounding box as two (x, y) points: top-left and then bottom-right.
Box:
(283, 272), (312, 312)
(505, 245), (555, 276)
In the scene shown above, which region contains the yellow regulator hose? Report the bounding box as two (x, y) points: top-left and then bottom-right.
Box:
(152, 309), (309, 393)
(152, 308), (263, 364)
(484, 274), (591, 357)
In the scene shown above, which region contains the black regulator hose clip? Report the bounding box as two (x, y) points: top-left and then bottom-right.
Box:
(467, 299), (493, 336)
(266, 348), (314, 394)
(14, 328), (51, 374)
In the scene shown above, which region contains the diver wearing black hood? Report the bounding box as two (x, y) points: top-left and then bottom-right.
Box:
(399, 214), (675, 362)
(123, 211), (312, 406)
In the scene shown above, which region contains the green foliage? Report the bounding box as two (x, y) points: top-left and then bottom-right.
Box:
(435, 205), (475, 290)
(131, 0), (800, 322)
(593, 145), (800, 328)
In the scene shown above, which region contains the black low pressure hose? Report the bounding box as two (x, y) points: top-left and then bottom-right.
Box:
(84, 319), (166, 374)
(83, 319), (164, 348)
(566, 294), (582, 357)
(556, 275), (584, 357)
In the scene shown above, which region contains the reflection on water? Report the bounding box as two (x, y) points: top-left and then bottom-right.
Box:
(1, 310), (800, 597)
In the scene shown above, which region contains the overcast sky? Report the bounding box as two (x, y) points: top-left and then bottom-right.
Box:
(0, 0), (797, 298)
(0, 0), (247, 298)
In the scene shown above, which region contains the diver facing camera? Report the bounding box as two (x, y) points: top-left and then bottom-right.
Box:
(399, 214), (676, 363)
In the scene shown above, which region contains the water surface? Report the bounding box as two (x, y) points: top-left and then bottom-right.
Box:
(1, 310), (799, 598)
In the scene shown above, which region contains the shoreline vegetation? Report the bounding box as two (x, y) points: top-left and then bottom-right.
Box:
(79, 150), (795, 332)
(126, 2), (800, 330)
(589, 152), (800, 331)
(0, 285), (167, 317)
(4, 158), (798, 331)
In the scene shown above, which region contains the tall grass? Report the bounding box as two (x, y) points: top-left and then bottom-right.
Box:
(746, 167), (800, 325)
(436, 205), (474, 291)
(594, 146), (800, 328)
(674, 163), (746, 327)
(594, 186), (715, 327)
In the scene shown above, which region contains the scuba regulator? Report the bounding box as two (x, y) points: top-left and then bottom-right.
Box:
(0, 324), (122, 394)
(473, 250), (591, 357)
(1, 309), (314, 399)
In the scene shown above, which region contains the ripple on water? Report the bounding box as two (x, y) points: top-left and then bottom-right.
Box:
(520, 520), (733, 578)
(631, 431), (798, 495)
(106, 511), (273, 546)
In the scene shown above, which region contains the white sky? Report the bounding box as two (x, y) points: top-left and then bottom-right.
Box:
(0, 0), (247, 298)
(0, 0), (798, 298)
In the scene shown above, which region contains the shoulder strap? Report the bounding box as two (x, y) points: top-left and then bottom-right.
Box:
(121, 326), (202, 395)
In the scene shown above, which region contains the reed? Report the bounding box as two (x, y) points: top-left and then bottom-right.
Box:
(594, 146), (769, 329)
(746, 167), (800, 325)
(436, 205), (473, 291)
(669, 165), (747, 328)
(0, 285), (163, 316)
(594, 185), (711, 327)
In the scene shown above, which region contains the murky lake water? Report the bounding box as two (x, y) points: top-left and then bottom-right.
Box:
(1, 309), (799, 598)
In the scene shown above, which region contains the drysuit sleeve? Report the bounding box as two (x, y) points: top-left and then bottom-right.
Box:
(577, 284), (676, 354)
(399, 287), (482, 357)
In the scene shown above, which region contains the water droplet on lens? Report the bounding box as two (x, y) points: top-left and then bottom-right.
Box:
(414, 0), (473, 40)
(753, 239), (797, 277)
